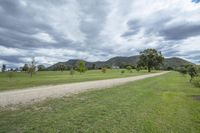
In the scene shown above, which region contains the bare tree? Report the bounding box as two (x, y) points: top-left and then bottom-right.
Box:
(28, 57), (36, 77)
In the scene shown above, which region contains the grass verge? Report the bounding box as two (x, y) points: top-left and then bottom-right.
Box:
(0, 69), (153, 91)
(0, 72), (199, 133)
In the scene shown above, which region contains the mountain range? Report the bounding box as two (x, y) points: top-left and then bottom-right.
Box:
(47, 55), (194, 70)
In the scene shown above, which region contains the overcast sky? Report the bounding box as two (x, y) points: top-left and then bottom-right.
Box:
(0, 0), (200, 67)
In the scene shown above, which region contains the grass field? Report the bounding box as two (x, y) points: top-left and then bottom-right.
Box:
(0, 69), (152, 91)
(0, 72), (199, 133)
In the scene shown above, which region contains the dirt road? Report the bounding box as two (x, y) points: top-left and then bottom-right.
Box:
(0, 71), (169, 107)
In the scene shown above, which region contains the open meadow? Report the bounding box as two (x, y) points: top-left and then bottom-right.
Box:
(0, 72), (199, 133)
(0, 0), (200, 132)
(0, 69), (153, 91)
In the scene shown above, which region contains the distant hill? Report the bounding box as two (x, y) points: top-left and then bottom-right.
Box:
(163, 57), (194, 69)
(47, 56), (194, 70)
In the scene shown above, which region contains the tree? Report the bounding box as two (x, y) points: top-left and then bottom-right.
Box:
(101, 67), (107, 73)
(70, 67), (75, 76)
(2, 64), (6, 72)
(178, 67), (187, 76)
(136, 65), (141, 72)
(167, 67), (173, 71)
(22, 64), (29, 72)
(28, 58), (36, 77)
(59, 64), (65, 72)
(126, 66), (132, 73)
(76, 60), (86, 73)
(197, 66), (200, 73)
(187, 66), (198, 82)
(92, 64), (96, 70)
(138, 49), (164, 72)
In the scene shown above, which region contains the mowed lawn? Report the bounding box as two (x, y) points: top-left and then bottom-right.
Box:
(0, 69), (151, 91)
(0, 72), (199, 133)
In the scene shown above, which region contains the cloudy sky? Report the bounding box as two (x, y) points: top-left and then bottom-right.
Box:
(0, 0), (200, 67)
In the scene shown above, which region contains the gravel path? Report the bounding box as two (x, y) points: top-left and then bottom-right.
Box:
(0, 71), (169, 107)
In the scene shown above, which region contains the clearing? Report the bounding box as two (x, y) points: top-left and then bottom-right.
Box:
(0, 72), (199, 132)
(0, 72), (167, 107)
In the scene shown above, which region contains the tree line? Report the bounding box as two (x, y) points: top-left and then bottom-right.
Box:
(1, 49), (165, 74)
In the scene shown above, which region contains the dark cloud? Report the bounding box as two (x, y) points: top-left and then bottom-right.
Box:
(160, 23), (200, 40)
(121, 20), (141, 37)
(78, 0), (109, 44)
(0, 56), (23, 64)
(192, 0), (200, 3)
(0, 0), (200, 67)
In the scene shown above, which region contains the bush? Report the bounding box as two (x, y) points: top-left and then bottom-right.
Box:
(121, 70), (125, 74)
(136, 66), (140, 72)
(192, 76), (200, 88)
(126, 66), (132, 73)
(101, 67), (107, 73)
(177, 67), (187, 75)
(187, 66), (198, 82)
(70, 68), (75, 75)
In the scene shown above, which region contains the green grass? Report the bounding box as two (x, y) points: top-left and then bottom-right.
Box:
(0, 69), (152, 91)
(0, 72), (199, 133)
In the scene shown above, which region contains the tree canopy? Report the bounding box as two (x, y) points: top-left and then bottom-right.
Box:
(2, 64), (6, 72)
(138, 49), (164, 72)
(76, 60), (87, 73)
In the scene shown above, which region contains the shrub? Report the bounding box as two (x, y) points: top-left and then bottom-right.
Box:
(70, 68), (75, 75)
(192, 76), (200, 88)
(101, 67), (107, 73)
(177, 67), (187, 75)
(187, 66), (198, 82)
(126, 66), (132, 73)
(121, 70), (125, 74)
(136, 66), (140, 72)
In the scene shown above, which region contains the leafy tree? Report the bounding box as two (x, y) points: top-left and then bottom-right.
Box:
(197, 66), (200, 73)
(2, 64), (6, 72)
(192, 77), (200, 88)
(187, 66), (198, 82)
(92, 64), (96, 70)
(28, 58), (36, 77)
(178, 67), (187, 76)
(59, 64), (65, 72)
(101, 67), (107, 73)
(136, 65), (141, 72)
(138, 49), (164, 72)
(126, 66), (132, 73)
(167, 67), (173, 71)
(22, 64), (29, 72)
(76, 60), (86, 73)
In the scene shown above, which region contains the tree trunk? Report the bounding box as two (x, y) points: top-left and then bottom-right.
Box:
(148, 67), (151, 72)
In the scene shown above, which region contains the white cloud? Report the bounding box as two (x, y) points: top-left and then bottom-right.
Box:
(0, 0), (200, 66)
(32, 32), (56, 43)
(0, 46), (26, 56)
